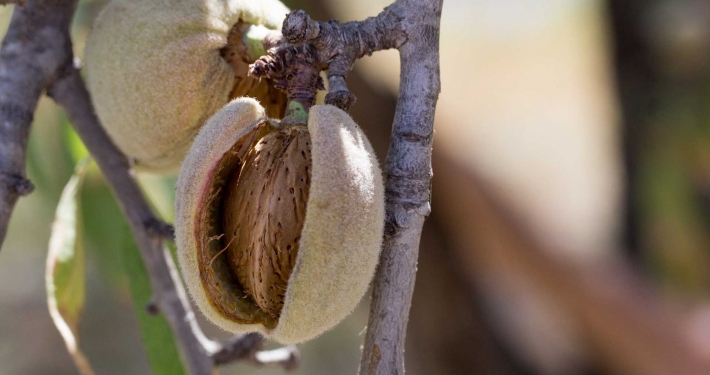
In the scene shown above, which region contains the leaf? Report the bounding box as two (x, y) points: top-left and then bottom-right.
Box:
(138, 173), (178, 223)
(81, 180), (130, 291)
(45, 158), (95, 375)
(63, 119), (89, 164)
(119, 226), (188, 375)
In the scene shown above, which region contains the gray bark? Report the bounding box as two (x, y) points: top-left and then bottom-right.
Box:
(359, 0), (443, 374)
(0, 0), (75, 248)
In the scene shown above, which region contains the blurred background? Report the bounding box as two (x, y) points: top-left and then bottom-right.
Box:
(2, 0), (710, 374)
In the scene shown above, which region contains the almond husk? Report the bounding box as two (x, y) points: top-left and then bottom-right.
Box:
(175, 99), (385, 344)
(85, 0), (290, 172)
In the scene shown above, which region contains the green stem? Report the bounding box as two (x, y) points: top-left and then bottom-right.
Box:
(281, 100), (309, 126)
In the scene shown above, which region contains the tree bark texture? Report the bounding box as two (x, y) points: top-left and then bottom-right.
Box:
(359, 0), (443, 374)
(0, 0), (75, 249)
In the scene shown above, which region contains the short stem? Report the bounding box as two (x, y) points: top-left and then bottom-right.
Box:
(281, 100), (309, 126)
(248, 44), (323, 121)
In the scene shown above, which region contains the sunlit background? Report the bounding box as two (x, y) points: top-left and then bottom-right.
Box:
(3, 0), (710, 374)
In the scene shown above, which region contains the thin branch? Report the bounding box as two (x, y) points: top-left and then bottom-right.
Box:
(0, 0), (74, 249)
(359, 1), (442, 374)
(281, 9), (405, 110)
(211, 333), (300, 370)
(48, 61), (299, 375)
(211, 333), (263, 366)
(253, 346), (300, 371)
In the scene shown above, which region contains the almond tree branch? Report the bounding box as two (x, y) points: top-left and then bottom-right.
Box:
(263, 2), (442, 373)
(212, 333), (299, 370)
(0, 0), (71, 249)
(0, 1), (296, 374)
(359, 1), (442, 374)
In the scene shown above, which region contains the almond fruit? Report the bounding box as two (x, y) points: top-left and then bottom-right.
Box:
(84, 0), (289, 172)
(174, 98), (384, 343)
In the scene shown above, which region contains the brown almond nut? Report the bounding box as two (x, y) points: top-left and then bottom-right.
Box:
(223, 127), (311, 318)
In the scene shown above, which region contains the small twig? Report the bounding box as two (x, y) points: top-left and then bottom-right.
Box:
(211, 333), (299, 370)
(144, 217), (175, 241)
(282, 9), (404, 110)
(48, 62), (215, 375)
(211, 333), (263, 365)
(253, 345), (300, 371)
(44, 24), (300, 375)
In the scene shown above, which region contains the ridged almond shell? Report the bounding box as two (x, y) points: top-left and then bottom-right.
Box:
(175, 98), (385, 343)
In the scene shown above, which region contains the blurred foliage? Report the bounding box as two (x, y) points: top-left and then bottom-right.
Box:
(69, 130), (186, 373)
(624, 0), (710, 297)
(57, 129), (186, 373)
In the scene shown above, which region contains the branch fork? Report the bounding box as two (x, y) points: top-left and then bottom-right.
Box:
(0, 172), (34, 196)
(250, 8), (406, 111)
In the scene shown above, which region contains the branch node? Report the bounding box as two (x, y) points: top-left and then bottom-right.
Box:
(145, 300), (160, 316)
(283, 10), (320, 44)
(144, 217), (175, 241)
(0, 172), (34, 196)
(211, 333), (263, 366)
(249, 44), (323, 112)
(325, 90), (357, 111)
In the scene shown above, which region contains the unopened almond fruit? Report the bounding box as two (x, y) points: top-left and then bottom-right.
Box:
(84, 0), (289, 172)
